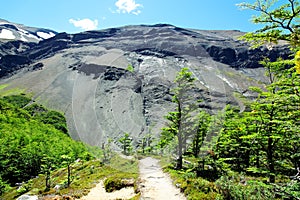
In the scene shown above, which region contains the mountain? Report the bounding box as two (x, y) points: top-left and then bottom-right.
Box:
(0, 18), (56, 42)
(0, 18), (57, 61)
(0, 21), (291, 148)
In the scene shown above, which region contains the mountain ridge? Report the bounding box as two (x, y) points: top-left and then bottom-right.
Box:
(0, 18), (57, 42)
(0, 19), (292, 148)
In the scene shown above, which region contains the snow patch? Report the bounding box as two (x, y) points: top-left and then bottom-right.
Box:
(0, 29), (16, 39)
(37, 31), (55, 39)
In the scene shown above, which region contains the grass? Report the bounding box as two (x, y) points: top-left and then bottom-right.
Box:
(164, 166), (223, 200)
(0, 84), (26, 96)
(2, 154), (140, 199)
(0, 84), (8, 91)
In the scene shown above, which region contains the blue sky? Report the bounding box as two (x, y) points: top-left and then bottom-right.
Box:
(0, 0), (260, 33)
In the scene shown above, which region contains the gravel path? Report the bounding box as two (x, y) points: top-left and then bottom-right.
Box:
(139, 157), (186, 200)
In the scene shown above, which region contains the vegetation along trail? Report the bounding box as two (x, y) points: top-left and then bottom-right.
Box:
(138, 157), (186, 200)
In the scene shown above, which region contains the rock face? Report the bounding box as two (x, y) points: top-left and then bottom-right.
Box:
(0, 23), (291, 148)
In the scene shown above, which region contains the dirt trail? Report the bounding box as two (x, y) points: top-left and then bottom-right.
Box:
(139, 157), (186, 200)
(78, 157), (185, 200)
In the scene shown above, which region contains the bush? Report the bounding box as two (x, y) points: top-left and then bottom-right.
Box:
(104, 176), (134, 192)
(215, 175), (275, 200)
(165, 167), (222, 199)
(0, 177), (9, 195)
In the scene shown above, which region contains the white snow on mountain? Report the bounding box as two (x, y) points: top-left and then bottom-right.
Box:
(0, 29), (16, 39)
(37, 31), (55, 39)
(0, 19), (57, 42)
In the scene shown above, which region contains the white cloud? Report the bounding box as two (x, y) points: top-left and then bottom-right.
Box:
(69, 18), (98, 31)
(115, 0), (142, 15)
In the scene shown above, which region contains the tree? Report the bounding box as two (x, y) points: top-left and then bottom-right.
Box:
(61, 154), (74, 187)
(191, 110), (211, 158)
(119, 133), (133, 156)
(41, 155), (54, 190)
(138, 134), (153, 154)
(162, 67), (197, 169)
(232, 0), (300, 183)
(237, 0), (300, 48)
(102, 138), (113, 163)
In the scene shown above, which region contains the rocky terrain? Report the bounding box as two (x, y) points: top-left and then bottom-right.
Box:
(0, 21), (291, 148)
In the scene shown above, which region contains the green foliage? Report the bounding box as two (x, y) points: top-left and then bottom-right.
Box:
(216, 175), (276, 200)
(1, 94), (31, 108)
(237, 0), (300, 48)
(119, 132), (133, 155)
(35, 110), (68, 134)
(160, 67), (199, 169)
(0, 177), (9, 196)
(102, 138), (113, 163)
(104, 176), (135, 192)
(295, 50), (300, 73)
(61, 154), (74, 187)
(126, 65), (134, 72)
(0, 95), (89, 188)
(157, 1), (300, 199)
(137, 134), (154, 154)
(190, 111), (211, 158)
(2, 154), (138, 199)
(104, 177), (123, 192)
(164, 167), (223, 200)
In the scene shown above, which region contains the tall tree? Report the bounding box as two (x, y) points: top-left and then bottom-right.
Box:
(162, 67), (197, 169)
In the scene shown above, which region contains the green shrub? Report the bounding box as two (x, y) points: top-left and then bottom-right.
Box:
(215, 175), (276, 200)
(126, 65), (134, 72)
(1, 94), (31, 108)
(104, 177), (126, 192)
(0, 177), (9, 195)
(165, 167), (222, 200)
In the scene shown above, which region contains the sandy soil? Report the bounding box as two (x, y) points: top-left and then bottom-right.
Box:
(78, 180), (136, 200)
(139, 157), (186, 200)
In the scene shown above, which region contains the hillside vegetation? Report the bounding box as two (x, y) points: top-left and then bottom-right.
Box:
(155, 1), (300, 199)
(0, 94), (91, 195)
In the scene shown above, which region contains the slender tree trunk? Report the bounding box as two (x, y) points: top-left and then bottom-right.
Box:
(176, 100), (183, 170)
(177, 133), (183, 169)
(46, 170), (50, 189)
(67, 165), (71, 187)
(193, 136), (199, 158)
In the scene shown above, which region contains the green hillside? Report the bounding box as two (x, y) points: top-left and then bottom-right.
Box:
(0, 94), (91, 195)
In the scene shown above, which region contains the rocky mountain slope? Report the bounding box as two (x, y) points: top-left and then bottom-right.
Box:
(0, 22), (291, 148)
